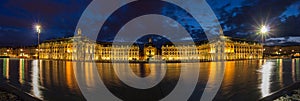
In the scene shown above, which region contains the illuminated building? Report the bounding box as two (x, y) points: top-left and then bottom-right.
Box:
(162, 42), (198, 61)
(264, 45), (300, 58)
(0, 47), (36, 58)
(99, 43), (111, 61)
(110, 43), (140, 61)
(0, 48), (13, 57)
(39, 29), (96, 60)
(144, 38), (157, 61)
(161, 29), (263, 61)
(18, 47), (38, 58)
(0, 29), (262, 61)
(162, 36), (263, 61)
(39, 29), (139, 61)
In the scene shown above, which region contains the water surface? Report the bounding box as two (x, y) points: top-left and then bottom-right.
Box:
(0, 58), (299, 101)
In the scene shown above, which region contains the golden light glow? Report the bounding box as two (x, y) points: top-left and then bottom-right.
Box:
(260, 25), (269, 34)
(66, 61), (75, 89)
(260, 61), (273, 97)
(35, 24), (41, 34)
(3, 58), (9, 79)
(31, 60), (42, 98)
(32, 28), (262, 61)
(254, 20), (273, 42)
(19, 59), (25, 84)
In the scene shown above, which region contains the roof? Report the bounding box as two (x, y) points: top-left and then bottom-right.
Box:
(41, 35), (96, 44)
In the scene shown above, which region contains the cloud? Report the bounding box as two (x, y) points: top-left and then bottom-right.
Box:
(0, 0), (92, 46)
(1, 0), (300, 47)
(180, 37), (193, 41)
(209, 0), (299, 38)
(279, 1), (300, 21)
(0, 26), (22, 32)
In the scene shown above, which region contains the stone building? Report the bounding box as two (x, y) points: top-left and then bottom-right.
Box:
(264, 45), (300, 57)
(39, 29), (139, 61)
(161, 35), (263, 61)
(144, 38), (157, 61)
(39, 29), (96, 60)
(1, 28), (263, 61)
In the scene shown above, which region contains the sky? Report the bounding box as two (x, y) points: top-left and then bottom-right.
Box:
(0, 0), (299, 47)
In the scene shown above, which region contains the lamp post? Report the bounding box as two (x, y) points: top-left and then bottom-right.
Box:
(36, 24), (41, 59)
(257, 25), (270, 59)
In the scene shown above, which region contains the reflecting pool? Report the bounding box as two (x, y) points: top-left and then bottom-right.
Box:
(0, 58), (299, 101)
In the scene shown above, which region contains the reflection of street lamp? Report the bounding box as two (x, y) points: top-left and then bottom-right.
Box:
(35, 24), (41, 59)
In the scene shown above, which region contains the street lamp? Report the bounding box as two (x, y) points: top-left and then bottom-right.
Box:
(259, 25), (270, 43)
(35, 24), (41, 59)
(260, 25), (269, 34)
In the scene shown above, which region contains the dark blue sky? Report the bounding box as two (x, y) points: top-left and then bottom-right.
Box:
(0, 0), (299, 47)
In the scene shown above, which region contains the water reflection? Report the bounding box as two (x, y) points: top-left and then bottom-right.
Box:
(39, 60), (43, 85)
(0, 58), (299, 101)
(2, 58), (9, 79)
(112, 63), (167, 89)
(31, 60), (42, 99)
(292, 59), (295, 82)
(259, 61), (274, 97)
(296, 59), (300, 81)
(84, 62), (96, 87)
(201, 62), (225, 101)
(19, 59), (25, 84)
(277, 59), (283, 88)
(66, 61), (75, 89)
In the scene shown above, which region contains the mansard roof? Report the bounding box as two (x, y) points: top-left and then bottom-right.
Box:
(41, 35), (95, 44)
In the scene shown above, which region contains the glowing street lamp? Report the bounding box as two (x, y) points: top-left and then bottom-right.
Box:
(36, 25), (41, 34)
(260, 25), (269, 34)
(258, 25), (270, 43)
(35, 24), (42, 59)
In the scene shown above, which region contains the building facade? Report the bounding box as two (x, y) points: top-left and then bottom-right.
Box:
(110, 43), (140, 61)
(39, 29), (139, 61)
(161, 36), (263, 61)
(0, 47), (37, 58)
(1, 29), (263, 61)
(0, 48), (13, 57)
(144, 38), (157, 61)
(264, 45), (300, 58)
(162, 43), (198, 61)
(39, 30), (96, 61)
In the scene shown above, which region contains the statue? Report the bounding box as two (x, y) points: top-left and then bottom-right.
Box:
(78, 28), (82, 36)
